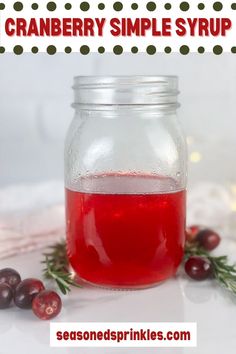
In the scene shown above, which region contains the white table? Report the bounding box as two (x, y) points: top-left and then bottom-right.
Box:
(1, 240), (236, 354)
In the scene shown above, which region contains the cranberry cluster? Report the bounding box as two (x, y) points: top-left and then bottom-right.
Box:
(0, 268), (61, 320)
(185, 226), (221, 280)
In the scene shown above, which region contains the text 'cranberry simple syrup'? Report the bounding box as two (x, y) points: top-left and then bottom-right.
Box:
(65, 76), (187, 289)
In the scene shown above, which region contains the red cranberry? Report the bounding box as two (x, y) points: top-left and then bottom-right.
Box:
(32, 290), (62, 320)
(0, 283), (13, 309)
(0, 268), (21, 290)
(185, 256), (212, 280)
(14, 278), (45, 309)
(196, 229), (221, 251)
(186, 225), (203, 242)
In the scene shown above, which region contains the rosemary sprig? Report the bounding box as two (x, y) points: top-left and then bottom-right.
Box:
(42, 239), (236, 296)
(42, 240), (81, 295)
(185, 242), (236, 295)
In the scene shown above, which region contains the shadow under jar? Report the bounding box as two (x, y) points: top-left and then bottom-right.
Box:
(65, 76), (187, 289)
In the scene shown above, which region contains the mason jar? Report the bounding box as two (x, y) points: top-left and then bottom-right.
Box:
(65, 76), (187, 289)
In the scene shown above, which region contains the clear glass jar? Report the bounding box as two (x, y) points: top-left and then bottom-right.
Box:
(65, 76), (187, 289)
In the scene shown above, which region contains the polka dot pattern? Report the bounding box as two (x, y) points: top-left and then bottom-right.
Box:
(47, 45), (57, 54)
(213, 2), (223, 11)
(113, 45), (123, 55)
(98, 46), (105, 53)
(147, 45), (156, 55)
(165, 3), (171, 10)
(165, 46), (172, 53)
(65, 46), (72, 53)
(80, 2), (90, 11)
(98, 3), (105, 10)
(65, 3), (72, 10)
(180, 2), (190, 11)
(131, 3), (138, 10)
(198, 3), (205, 10)
(13, 2), (23, 11)
(131, 46), (138, 53)
(213, 45), (223, 55)
(198, 46), (205, 54)
(80, 45), (90, 54)
(14, 45), (23, 55)
(47, 2), (56, 11)
(2, 1), (236, 55)
(146, 2), (156, 11)
(180, 45), (189, 55)
(31, 46), (39, 53)
(31, 3), (39, 10)
(113, 2), (123, 11)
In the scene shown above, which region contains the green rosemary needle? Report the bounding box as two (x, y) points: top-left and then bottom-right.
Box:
(42, 240), (81, 295)
(185, 242), (236, 295)
(42, 239), (236, 296)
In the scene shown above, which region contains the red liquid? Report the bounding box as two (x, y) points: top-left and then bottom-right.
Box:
(66, 175), (186, 288)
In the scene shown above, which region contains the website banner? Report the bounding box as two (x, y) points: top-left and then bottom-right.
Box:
(50, 322), (197, 347)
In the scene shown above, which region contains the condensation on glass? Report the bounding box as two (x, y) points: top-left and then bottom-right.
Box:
(65, 76), (187, 289)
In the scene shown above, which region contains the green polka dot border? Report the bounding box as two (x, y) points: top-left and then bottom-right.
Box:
(65, 3), (72, 10)
(1, 1), (236, 56)
(198, 46), (205, 54)
(146, 45), (156, 55)
(165, 46), (172, 54)
(180, 2), (190, 11)
(13, 45), (23, 55)
(213, 2), (223, 11)
(113, 45), (123, 55)
(47, 2), (56, 11)
(13, 2), (23, 11)
(2, 46), (236, 55)
(4, 1), (236, 13)
(180, 45), (190, 55)
(131, 46), (138, 54)
(113, 2), (123, 11)
(213, 45), (223, 55)
(98, 46), (105, 54)
(80, 2), (90, 11)
(98, 3), (105, 10)
(131, 3), (138, 10)
(198, 3), (205, 10)
(164, 3), (171, 10)
(31, 46), (38, 53)
(146, 2), (156, 11)
(31, 3), (39, 10)
(80, 45), (90, 55)
(47, 45), (57, 55)
(65, 46), (72, 53)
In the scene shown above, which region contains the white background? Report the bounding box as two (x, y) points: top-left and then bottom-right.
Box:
(0, 53), (235, 187)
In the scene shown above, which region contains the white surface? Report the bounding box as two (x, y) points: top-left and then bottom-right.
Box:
(1, 239), (236, 354)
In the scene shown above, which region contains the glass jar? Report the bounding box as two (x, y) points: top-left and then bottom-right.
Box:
(65, 76), (187, 289)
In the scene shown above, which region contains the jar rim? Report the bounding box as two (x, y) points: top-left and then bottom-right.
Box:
(73, 75), (178, 86)
(73, 75), (179, 106)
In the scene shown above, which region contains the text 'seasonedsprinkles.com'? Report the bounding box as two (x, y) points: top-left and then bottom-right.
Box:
(50, 322), (197, 347)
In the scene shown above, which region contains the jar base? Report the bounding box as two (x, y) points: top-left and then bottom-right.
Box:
(75, 275), (169, 291)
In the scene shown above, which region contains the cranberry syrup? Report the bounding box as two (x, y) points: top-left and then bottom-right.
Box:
(66, 174), (186, 288)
